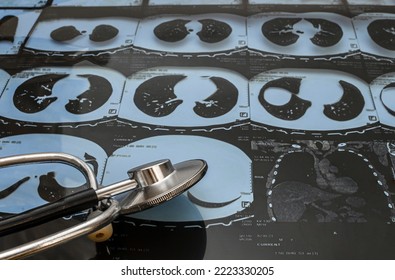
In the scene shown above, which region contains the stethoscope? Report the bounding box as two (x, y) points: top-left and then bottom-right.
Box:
(0, 152), (207, 259)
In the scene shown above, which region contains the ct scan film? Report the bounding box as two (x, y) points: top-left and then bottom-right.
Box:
(0, 0), (395, 260)
(249, 69), (378, 134)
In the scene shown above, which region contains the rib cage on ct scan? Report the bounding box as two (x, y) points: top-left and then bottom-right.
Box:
(0, 67), (124, 125)
(257, 141), (395, 223)
(24, 17), (139, 55)
(119, 67), (249, 130)
(133, 13), (247, 54)
(249, 69), (377, 134)
(248, 12), (359, 56)
(353, 13), (395, 58)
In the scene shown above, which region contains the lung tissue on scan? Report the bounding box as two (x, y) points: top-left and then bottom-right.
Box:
(134, 75), (185, 117)
(13, 74), (69, 114)
(380, 82), (395, 116)
(89, 24), (119, 42)
(367, 19), (395, 51)
(37, 154), (97, 202)
(196, 19), (232, 43)
(50, 25), (83, 42)
(0, 177), (30, 200)
(261, 18), (302, 46)
(323, 80), (365, 122)
(65, 75), (113, 115)
(261, 17), (342, 48)
(154, 19), (191, 42)
(193, 77), (238, 118)
(0, 15), (18, 43)
(38, 171), (87, 202)
(304, 18), (343, 47)
(258, 77), (312, 121)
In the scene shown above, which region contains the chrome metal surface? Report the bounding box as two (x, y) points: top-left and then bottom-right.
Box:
(96, 178), (138, 200)
(0, 199), (120, 260)
(128, 159), (175, 188)
(120, 159), (208, 214)
(0, 152), (98, 190)
(0, 153), (207, 259)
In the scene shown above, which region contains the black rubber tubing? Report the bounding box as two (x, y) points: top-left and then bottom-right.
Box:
(0, 188), (98, 237)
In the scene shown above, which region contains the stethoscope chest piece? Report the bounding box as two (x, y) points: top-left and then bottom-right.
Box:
(121, 158), (207, 214)
(0, 153), (207, 259)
